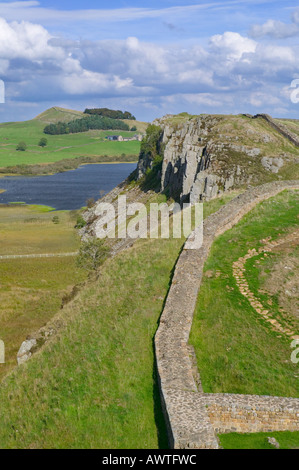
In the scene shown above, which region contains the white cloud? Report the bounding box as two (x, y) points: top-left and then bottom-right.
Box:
(210, 32), (257, 60)
(0, 17), (64, 61)
(250, 8), (299, 39)
(0, 15), (298, 120)
(250, 19), (299, 39)
(61, 69), (134, 96)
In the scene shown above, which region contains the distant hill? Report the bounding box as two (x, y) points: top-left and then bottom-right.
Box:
(34, 106), (149, 133)
(34, 107), (85, 124)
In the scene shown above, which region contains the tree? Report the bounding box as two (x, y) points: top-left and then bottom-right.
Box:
(39, 137), (48, 147)
(43, 115), (129, 135)
(84, 108), (136, 120)
(16, 141), (27, 151)
(131, 126), (137, 132)
(76, 238), (110, 271)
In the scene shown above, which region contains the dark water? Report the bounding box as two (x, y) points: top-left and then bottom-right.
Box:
(0, 163), (136, 210)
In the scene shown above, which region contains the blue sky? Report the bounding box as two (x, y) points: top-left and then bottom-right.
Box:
(0, 0), (299, 122)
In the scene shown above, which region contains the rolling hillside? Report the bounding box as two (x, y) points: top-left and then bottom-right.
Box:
(0, 107), (148, 174)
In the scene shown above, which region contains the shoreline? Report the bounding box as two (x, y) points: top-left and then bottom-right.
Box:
(0, 159), (137, 178)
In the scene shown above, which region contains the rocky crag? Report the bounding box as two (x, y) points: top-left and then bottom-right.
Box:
(137, 113), (299, 203)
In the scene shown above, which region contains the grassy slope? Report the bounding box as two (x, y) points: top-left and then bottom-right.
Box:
(190, 190), (299, 397)
(219, 431), (299, 449)
(276, 118), (299, 138)
(34, 107), (85, 123)
(0, 194), (234, 449)
(0, 205), (86, 380)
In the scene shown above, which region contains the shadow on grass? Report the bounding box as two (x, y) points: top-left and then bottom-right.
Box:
(152, 243), (185, 449)
(152, 359), (169, 449)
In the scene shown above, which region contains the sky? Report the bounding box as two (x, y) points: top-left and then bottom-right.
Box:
(0, 0), (299, 122)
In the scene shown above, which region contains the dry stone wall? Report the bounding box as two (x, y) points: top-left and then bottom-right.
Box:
(254, 114), (299, 148)
(155, 180), (299, 449)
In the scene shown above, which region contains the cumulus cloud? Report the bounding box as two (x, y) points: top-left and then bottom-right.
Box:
(210, 32), (257, 60)
(250, 8), (299, 39)
(0, 15), (298, 120)
(250, 19), (299, 39)
(0, 17), (65, 61)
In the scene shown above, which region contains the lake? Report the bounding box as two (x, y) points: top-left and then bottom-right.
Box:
(0, 163), (137, 210)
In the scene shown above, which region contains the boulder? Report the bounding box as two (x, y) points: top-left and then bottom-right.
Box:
(17, 339), (37, 366)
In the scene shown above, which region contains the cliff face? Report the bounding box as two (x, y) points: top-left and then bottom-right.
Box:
(137, 113), (299, 203)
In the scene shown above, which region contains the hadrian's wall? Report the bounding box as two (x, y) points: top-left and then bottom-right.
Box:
(155, 180), (299, 449)
(206, 394), (299, 435)
(254, 114), (299, 148)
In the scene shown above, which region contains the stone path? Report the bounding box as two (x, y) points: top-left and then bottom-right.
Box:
(233, 231), (299, 340)
(155, 180), (299, 449)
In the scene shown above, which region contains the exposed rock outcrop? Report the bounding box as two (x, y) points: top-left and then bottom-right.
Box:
(137, 113), (299, 203)
(17, 339), (37, 365)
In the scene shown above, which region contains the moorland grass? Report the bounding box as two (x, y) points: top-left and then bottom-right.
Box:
(0, 205), (86, 380)
(0, 194), (234, 449)
(189, 190), (299, 398)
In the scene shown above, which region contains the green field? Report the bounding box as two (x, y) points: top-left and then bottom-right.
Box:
(219, 431), (299, 449)
(190, 189), (299, 398)
(0, 107), (148, 172)
(0, 120), (140, 167)
(0, 204), (86, 380)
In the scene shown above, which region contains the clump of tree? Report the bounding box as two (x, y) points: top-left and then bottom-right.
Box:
(44, 115), (130, 135)
(139, 124), (163, 162)
(138, 125), (164, 192)
(84, 108), (136, 120)
(16, 141), (27, 151)
(75, 215), (87, 229)
(76, 238), (110, 272)
(38, 137), (48, 147)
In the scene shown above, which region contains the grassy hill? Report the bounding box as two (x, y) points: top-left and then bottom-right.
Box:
(34, 107), (85, 124)
(0, 107), (148, 174)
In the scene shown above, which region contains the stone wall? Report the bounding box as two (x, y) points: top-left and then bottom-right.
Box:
(206, 394), (299, 434)
(254, 114), (299, 148)
(155, 180), (299, 449)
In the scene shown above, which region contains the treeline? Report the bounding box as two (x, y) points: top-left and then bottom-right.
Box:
(84, 108), (136, 120)
(44, 115), (130, 135)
